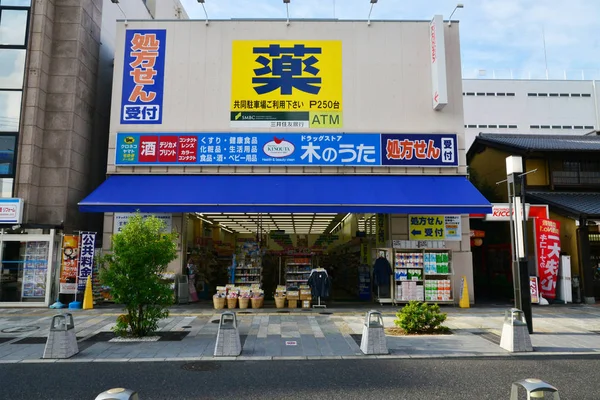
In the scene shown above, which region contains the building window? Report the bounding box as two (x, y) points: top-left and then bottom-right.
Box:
(530, 125), (540, 129)
(0, 8), (29, 46)
(499, 125), (508, 128)
(571, 93), (581, 97)
(0, 1), (30, 198)
(560, 93), (569, 97)
(509, 125), (518, 129)
(540, 125), (550, 129)
(582, 94), (592, 97)
(585, 126), (595, 130)
(528, 93), (537, 97)
(507, 93), (515, 96)
(467, 125), (476, 128)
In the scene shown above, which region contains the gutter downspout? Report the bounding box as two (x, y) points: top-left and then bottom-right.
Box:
(593, 80), (600, 132)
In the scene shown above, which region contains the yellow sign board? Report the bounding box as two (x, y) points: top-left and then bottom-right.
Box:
(231, 40), (342, 127)
(409, 215), (446, 240)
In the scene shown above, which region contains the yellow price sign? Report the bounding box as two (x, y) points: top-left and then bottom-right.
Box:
(409, 215), (446, 240)
(231, 40), (343, 114)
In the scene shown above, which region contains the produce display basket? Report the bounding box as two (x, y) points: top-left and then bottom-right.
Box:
(288, 300), (298, 309)
(227, 297), (238, 309)
(213, 296), (226, 310)
(239, 297), (250, 309)
(274, 296), (286, 309)
(251, 297), (264, 309)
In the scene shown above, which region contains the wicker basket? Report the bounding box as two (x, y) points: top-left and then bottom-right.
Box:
(213, 296), (226, 310)
(227, 297), (238, 309)
(239, 297), (250, 309)
(274, 296), (286, 309)
(288, 300), (298, 309)
(251, 297), (264, 309)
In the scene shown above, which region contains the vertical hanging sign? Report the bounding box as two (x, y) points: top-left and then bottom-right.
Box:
(429, 15), (448, 111)
(376, 214), (388, 248)
(59, 235), (80, 294)
(535, 218), (561, 300)
(78, 232), (96, 291)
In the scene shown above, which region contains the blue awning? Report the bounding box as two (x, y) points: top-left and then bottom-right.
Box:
(78, 175), (492, 214)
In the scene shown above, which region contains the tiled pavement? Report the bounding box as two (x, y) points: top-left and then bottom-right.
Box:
(1, 304), (600, 363)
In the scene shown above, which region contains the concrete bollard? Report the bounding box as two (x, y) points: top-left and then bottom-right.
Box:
(500, 308), (533, 352)
(95, 388), (139, 400)
(214, 311), (242, 357)
(510, 378), (560, 399)
(43, 313), (79, 359)
(360, 310), (388, 355)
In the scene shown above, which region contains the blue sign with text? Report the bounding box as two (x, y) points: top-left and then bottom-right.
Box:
(116, 133), (381, 166)
(120, 29), (166, 125)
(115, 133), (458, 167)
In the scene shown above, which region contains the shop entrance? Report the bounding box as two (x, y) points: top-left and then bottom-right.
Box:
(183, 212), (377, 304)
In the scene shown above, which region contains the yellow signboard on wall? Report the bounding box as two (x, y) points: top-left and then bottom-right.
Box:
(408, 215), (462, 241)
(409, 215), (446, 240)
(230, 40), (342, 128)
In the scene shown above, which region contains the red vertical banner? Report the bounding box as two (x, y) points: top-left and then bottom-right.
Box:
(158, 136), (178, 162)
(535, 218), (561, 300)
(138, 136), (158, 162)
(178, 136), (198, 163)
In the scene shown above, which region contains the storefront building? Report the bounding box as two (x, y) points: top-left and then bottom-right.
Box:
(468, 133), (600, 304)
(80, 17), (491, 305)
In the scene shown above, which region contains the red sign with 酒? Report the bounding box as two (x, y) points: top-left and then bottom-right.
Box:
(535, 218), (561, 300)
(138, 136), (158, 162)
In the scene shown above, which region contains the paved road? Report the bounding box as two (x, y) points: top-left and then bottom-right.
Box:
(1, 355), (597, 399)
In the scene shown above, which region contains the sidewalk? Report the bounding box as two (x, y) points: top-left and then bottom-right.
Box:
(1, 303), (599, 363)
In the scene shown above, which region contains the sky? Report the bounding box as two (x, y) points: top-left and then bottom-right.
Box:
(180, 0), (600, 80)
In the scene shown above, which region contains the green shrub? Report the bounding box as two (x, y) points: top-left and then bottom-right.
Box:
(394, 301), (449, 334)
(98, 213), (178, 337)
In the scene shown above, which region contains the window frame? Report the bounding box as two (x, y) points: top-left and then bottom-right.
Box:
(0, 6), (31, 49)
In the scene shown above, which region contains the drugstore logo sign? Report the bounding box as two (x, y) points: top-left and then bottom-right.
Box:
(263, 137), (295, 158)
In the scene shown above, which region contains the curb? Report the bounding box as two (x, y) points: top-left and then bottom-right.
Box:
(2, 351), (598, 364)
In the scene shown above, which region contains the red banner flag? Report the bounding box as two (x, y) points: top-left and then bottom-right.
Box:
(535, 218), (561, 300)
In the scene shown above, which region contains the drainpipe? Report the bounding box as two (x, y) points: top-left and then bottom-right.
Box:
(593, 80), (600, 132)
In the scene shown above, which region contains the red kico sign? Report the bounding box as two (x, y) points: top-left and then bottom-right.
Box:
(470, 203), (549, 221)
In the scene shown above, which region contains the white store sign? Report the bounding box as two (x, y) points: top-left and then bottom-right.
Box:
(0, 198), (24, 224)
(484, 203), (531, 222)
(429, 15), (448, 111)
(113, 213), (173, 233)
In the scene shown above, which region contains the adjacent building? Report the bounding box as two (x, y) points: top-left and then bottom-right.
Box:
(463, 79), (600, 150)
(468, 133), (600, 304)
(0, 0), (187, 306)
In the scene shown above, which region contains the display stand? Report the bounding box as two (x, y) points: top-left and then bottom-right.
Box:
(284, 254), (313, 289)
(374, 248), (394, 305)
(393, 247), (454, 304)
(308, 268), (328, 309)
(231, 242), (263, 286)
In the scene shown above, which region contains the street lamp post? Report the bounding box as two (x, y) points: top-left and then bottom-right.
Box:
(506, 156), (533, 333)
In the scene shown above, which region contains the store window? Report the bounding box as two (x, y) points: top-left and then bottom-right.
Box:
(0, 134), (16, 175)
(0, 240), (49, 301)
(0, 91), (22, 131)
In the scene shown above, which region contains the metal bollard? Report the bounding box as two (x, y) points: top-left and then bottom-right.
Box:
(95, 388), (139, 400)
(500, 308), (533, 352)
(510, 378), (560, 399)
(43, 313), (79, 359)
(360, 310), (388, 355)
(214, 311), (242, 357)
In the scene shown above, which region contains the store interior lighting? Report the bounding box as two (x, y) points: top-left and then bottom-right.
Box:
(197, 213), (342, 234)
(329, 213), (351, 234)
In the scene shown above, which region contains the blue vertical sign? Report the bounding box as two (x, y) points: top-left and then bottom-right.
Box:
(120, 29), (166, 124)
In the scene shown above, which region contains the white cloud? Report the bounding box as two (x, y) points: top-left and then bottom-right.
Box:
(180, 0), (600, 78)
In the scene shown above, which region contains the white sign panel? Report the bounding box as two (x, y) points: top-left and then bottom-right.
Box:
(0, 198), (24, 224)
(429, 15), (448, 111)
(484, 203), (531, 222)
(114, 213), (173, 233)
